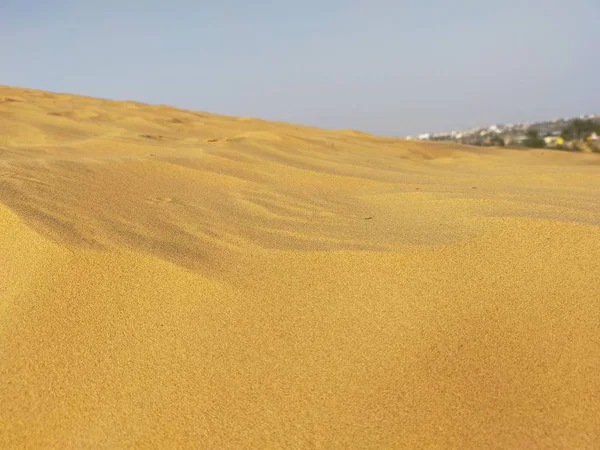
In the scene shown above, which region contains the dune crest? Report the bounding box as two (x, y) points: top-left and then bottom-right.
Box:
(1, 85), (600, 448)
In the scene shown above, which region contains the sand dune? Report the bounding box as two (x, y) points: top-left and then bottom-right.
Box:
(1, 85), (599, 448)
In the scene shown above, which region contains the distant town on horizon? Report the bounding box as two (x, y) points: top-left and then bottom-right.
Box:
(408, 113), (600, 152)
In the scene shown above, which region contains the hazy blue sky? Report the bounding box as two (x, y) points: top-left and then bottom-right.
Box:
(2, 0), (599, 135)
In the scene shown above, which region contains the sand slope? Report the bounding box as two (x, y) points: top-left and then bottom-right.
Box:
(1, 85), (600, 448)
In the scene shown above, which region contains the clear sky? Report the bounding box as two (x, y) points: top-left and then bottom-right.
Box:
(2, 0), (599, 136)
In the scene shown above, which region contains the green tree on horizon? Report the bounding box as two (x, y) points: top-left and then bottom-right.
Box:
(523, 129), (546, 148)
(561, 119), (600, 141)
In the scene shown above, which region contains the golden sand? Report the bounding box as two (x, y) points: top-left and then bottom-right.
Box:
(1, 85), (599, 448)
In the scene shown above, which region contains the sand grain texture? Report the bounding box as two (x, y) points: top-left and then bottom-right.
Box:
(1, 86), (600, 448)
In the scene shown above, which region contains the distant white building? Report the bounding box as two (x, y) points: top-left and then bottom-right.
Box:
(511, 135), (527, 145)
(544, 136), (564, 147)
(418, 133), (431, 140)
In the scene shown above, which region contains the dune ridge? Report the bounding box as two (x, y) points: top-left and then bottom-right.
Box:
(1, 85), (600, 448)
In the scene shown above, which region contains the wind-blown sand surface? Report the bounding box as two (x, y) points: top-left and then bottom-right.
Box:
(1, 85), (599, 448)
